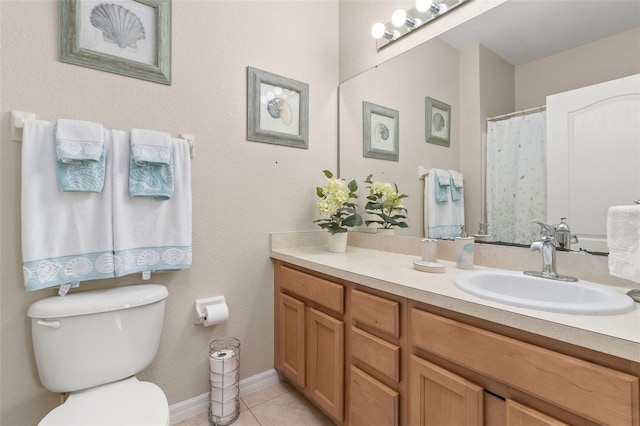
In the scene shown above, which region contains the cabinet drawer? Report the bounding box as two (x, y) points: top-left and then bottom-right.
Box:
(279, 265), (343, 314)
(350, 365), (399, 426)
(351, 289), (399, 338)
(351, 327), (400, 383)
(411, 309), (639, 426)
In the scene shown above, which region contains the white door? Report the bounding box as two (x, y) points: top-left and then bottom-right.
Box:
(547, 74), (640, 253)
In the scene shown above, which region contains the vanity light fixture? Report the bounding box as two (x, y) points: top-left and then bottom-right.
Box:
(373, 0), (468, 49)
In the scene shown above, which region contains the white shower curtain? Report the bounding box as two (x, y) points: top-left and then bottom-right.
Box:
(486, 111), (547, 245)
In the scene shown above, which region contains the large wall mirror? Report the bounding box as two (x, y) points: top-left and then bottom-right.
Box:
(338, 0), (640, 254)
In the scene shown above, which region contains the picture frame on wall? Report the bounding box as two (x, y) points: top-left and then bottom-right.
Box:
(363, 101), (399, 161)
(425, 97), (451, 147)
(59, 0), (172, 85)
(247, 67), (309, 149)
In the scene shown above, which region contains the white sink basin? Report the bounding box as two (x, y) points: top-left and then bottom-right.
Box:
(454, 270), (636, 315)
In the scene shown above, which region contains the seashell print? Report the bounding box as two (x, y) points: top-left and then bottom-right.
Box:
(58, 141), (82, 156)
(90, 3), (146, 49)
(186, 248), (192, 265)
(36, 261), (61, 283)
(374, 123), (389, 142)
(95, 253), (115, 274)
(267, 98), (292, 126)
(64, 258), (93, 276)
(137, 249), (160, 266)
(66, 163), (105, 190)
(162, 248), (184, 265)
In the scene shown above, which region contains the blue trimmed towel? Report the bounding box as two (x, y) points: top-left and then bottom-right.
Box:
(432, 169), (451, 203)
(129, 128), (174, 200)
(55, 119), (106, 192)
(448, 170), (463, 201)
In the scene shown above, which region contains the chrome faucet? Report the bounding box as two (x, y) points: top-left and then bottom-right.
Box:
(524, 220), (578, 282)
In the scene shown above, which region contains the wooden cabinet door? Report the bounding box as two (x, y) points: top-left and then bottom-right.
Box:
(506, 400), (569, 426)
(350, 365), (399, 426)
(409, 355), (483, 426)
(276, 293), (306, 389)
(307, 306), (344, 423)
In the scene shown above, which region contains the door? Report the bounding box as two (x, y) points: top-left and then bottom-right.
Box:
(276, 293), (306, 388)
(506, 399), (569, 426)
(547, 73), (640, 252)
(409, 355), (483, 426)
(307, 306), (344, 423)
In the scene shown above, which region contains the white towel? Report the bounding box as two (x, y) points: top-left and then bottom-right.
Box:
(448, 170), (463, 201)
(129, 128), (174, 199)
(112, 130), (192, 276)
(21, 120), (114, 291)
(425, 170), (465, 239)
(607, 205), (640, 283)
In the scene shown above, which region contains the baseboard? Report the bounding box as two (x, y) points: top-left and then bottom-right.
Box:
(169, 368), (281, 424)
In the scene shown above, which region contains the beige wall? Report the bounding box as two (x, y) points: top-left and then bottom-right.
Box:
(0, 1), (338, 424)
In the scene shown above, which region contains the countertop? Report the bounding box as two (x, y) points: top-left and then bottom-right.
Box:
(271, 240), (640, 363)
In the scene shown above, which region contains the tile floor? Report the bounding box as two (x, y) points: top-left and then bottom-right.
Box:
(174, 381), (334, 426)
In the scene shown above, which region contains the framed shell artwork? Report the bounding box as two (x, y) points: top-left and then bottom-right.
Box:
(425, 97), (451, 147)
(363, 101), (399, 161)
(247, 67), (309, 149)
(59, 0), (172, 85)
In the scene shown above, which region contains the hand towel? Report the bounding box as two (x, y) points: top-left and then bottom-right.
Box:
(425, 170), (465, 239)
(432, 169), (451, 203)
(448, 170), (463, 201)
(129, 128), (174, 200)
(113, 130), (192, 277)
(607, 205), (640, 283)
(55, 119), (106, 192)
(22, 120), (114, 291)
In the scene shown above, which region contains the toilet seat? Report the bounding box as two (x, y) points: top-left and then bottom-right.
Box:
(38, 377), (170, 426)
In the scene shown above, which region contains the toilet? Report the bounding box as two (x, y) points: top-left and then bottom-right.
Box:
(27, 284), (170, 426)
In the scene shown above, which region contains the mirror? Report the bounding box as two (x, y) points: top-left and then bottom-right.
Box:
(338, 0), (640, 252)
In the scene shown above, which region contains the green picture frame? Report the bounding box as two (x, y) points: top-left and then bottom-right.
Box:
(363, 101), (399, 161)
(59, 0), (172, 85)
(426, 97), (451, 147)
(247, 67), (309, 149)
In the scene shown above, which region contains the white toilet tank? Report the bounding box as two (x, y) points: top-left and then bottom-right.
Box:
(28, 284), (169, 393)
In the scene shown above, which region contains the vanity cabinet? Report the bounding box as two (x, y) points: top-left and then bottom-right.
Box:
(273, 259), (640, 426)
(273, 261), (344, 423)
(409, 307), (640, 426)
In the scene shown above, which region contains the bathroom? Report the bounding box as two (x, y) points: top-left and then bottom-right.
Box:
(1, 0), (639, 425)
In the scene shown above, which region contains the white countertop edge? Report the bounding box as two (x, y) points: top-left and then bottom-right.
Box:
(271, 246), (640, 363)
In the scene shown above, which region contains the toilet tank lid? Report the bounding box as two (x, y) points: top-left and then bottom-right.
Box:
(27, 284), (168, 319)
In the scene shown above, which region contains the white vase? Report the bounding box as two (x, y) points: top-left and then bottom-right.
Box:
(327, 231), (348, 252)
(376, 228), (395, 235)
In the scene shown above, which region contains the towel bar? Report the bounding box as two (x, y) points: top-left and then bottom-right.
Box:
(10, 110), (195, 158)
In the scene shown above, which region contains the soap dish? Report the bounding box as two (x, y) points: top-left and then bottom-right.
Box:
(413, 260), (445, 274)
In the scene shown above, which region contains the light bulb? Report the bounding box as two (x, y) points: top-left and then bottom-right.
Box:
(371, 22), (387, 39)
(391, 9), (407, 27)
(416, 0), (430, 12)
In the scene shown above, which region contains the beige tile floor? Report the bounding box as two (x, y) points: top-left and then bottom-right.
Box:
(174, 381), (335, 426)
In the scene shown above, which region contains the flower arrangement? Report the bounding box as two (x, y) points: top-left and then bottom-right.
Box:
(314, 170), (363, 235)
(364, 175), (409, 229)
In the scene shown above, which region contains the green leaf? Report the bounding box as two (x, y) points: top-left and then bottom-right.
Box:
(396, 222), (409, 228)
(316, 187), (324, 198)
(322, 170), (333, 179)
(348, 179), (358, 192)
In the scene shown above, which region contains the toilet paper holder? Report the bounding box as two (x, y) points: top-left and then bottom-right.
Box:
(194, 296), (226, 325)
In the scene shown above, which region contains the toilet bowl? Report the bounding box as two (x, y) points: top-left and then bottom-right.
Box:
(28, 284), (170, 426)
(38, 377), (169, 426)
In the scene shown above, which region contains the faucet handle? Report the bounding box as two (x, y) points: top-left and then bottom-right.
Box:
(532, 220), (554, 240)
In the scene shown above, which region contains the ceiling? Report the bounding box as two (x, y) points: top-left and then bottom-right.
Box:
(439, 0), (640, 66)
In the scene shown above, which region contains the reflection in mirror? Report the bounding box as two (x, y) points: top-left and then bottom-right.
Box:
(338, 0), (640, 253)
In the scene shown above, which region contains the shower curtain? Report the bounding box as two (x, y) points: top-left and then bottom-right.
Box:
(486, 111), (547, 245)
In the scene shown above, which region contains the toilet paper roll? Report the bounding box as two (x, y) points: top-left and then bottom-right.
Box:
(210, 371), (238, 388)
(210, 399), (238, 417)
(210, 350), (238, 374)
(210, 384), (239, 402)
(202, 303), (229, 327)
